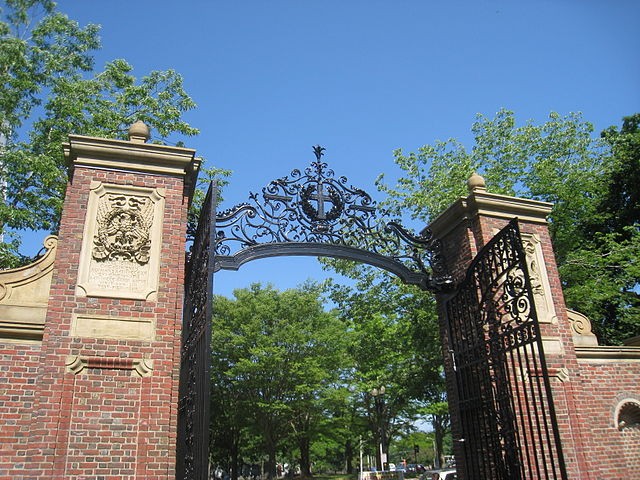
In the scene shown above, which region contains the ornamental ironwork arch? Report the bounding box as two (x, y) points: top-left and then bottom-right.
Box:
(213, 145), (452, 292)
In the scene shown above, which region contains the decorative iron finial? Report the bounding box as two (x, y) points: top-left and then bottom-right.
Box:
(313, 145), (326, 161)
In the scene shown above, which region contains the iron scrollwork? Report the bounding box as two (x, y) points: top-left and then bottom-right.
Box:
(214, 146), (451, 291)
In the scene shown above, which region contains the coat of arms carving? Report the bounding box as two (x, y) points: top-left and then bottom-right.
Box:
(92, 194), (154, 264)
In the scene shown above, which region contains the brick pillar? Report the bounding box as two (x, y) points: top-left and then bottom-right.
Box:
(428, 173), (591, 479)
(27, 122), (200, 479)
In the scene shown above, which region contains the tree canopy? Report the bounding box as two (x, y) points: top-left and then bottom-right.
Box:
(0, 0), (203, 267)
(210, 283), (352, 479)
(324, 266), (449, 467)
(210, 279), (450, 477)
(560, 113), (640, 344)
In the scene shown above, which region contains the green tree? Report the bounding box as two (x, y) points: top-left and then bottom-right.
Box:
(210, 308), (248, 480)
(326, 270), (445, 470)
(211, 283), (351, 479)
(0, 0), (201, 267)
(375, 109), (640, 344)
(419, 397), (450, 469)
(598, 113), (640, 231)
(560, 114), (640, 344)
(391, 430), (444, 469)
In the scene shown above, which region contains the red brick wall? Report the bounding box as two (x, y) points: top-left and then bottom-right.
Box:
(26, 165), (189, 479)
(576, 360), (640, 479)
(0, 343), (40, 479)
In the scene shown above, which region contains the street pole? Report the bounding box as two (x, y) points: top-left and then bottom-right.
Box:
(359, 435), (363, 480)
(371, 386), (386, 471)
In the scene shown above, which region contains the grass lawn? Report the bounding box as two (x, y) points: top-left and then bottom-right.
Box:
(313, 475), (358, 480)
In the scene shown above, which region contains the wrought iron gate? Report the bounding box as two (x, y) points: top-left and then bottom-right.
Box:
(444, 220), (567, 480)
(177, 147), (450, 479)
(177, 183), (217, 480)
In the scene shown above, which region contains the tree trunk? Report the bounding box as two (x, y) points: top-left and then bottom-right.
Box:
(345, 438), (353, 474)
(231, 431), (240, 480)
(267, 441), (278, 480)
(433, 415), (444, 469)
(299, 436), (312, 478)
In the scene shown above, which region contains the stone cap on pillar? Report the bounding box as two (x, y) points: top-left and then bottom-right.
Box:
(63, 121), (202, 201)
(425, 172), (553, 239)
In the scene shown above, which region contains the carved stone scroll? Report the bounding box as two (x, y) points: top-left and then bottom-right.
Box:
(567, 309), (599, 346)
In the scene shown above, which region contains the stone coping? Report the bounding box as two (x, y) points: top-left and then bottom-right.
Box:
(426, 190), (553, 239)
(63, 134), (201, 200)
(575, 345), (640, 362)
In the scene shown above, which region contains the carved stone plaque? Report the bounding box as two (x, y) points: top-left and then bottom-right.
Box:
(71, 313), (156, 342)
(76, 182), (165, 300)
(521, 232), (558, 324)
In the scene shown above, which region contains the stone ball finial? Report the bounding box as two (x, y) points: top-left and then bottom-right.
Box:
(467, 172), (486, 193)
(128, 120), (150, 143)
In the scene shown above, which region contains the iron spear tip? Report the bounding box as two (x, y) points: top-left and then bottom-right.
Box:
(312, 145), (326, 160)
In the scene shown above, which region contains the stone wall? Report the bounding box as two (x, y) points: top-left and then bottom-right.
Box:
(0, 236), (56, 478)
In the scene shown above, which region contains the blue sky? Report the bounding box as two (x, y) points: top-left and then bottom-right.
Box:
(33, 1), (640, 297)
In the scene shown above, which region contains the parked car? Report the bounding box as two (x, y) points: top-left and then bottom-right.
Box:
(428, 469), (456, 480)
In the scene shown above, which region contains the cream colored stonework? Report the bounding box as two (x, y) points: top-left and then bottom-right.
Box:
(71, 313), (156, 342)
(567, 309), (599, 346)
(520, 232), (558, 325)
(541, 336), (565, 355)
(63, 133), (201, 200)
(65, 354), (154, 377)
(0, 236), (57, 342)
(426, 189), (554, 241)
(76, 181), (165, 300)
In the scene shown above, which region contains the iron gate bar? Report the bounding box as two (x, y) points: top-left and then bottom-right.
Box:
(177, 182), (217, 480)
(212, 146), (452, 292)
(445, 219), (568, 480)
